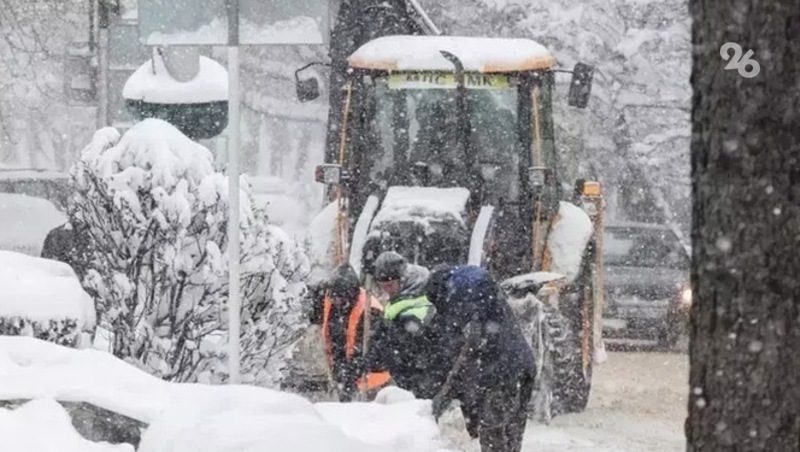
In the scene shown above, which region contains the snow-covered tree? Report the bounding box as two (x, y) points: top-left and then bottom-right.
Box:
(69, 119), (309, 386)
(0, 0), (95, 170)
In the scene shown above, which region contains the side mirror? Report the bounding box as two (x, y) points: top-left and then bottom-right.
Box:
(568, 62), (594, 109)
(315, 164), (345, 185)
(296, 77), (320, 103)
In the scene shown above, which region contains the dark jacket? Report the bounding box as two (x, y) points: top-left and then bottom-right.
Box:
(41, 223), (90, 279)
(427, 266), (535, 403)
(368, 264), (443, 398)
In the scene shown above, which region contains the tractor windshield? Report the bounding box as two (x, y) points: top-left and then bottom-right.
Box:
(366, 72), (524, 203)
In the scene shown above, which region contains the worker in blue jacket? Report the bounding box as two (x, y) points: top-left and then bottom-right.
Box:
(426, 265), (535, 452)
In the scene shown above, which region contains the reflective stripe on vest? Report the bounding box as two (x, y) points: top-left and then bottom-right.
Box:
(345, 290), (383, 359)
(357, 370), (392, 391)
(384, 295), (433, 322)
(322, 289), (384, 363)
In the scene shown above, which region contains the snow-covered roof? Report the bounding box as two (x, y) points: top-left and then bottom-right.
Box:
(122, 55), (228, 105)
(349, 35), (556, 73)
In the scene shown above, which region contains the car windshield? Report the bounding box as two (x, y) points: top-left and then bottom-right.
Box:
(368, 72), (523, 203)
(604, 226), (689, 269)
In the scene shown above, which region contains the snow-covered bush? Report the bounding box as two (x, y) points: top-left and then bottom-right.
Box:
(68, 120), (309, 386)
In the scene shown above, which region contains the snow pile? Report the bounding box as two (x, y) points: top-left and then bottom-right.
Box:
(0, 251), (95, 327)
(0, 338), (456, 452)
(70, 121), (309, 386)
(123, 55), (228, 105)
(547, 202), (594, 283)
(0, 193), (66, 256)
(0, 336), (170, 423)
(140, 387), (371, 452)
(0, 251), (95, 347)
(0, 399), (133, 452)
(349, 35), (555, 72)
(370, 186), (470, 234)
(318, 388), (449, 452)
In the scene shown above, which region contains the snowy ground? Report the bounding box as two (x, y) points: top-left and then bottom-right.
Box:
(441, 351), (688, 451)
(0, 338), (687, 452)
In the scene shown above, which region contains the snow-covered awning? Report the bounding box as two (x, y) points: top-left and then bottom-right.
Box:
(349, 35), (556, 73)
(122, 56), (228, 105)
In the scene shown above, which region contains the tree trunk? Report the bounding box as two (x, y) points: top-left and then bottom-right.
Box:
(688, 1), (800, 451)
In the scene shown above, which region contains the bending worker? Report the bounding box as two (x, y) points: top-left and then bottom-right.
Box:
(426, 265), (535, 452)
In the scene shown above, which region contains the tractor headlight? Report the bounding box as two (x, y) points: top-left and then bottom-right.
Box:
(680, 287), (692, 307)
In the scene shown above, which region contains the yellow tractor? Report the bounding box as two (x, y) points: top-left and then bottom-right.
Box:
(298, 34), (605, 417)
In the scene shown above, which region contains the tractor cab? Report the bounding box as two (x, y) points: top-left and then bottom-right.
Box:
(303, 35), (595, 278)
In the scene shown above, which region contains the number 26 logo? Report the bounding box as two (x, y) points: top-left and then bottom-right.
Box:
(720, 43), (760, 79)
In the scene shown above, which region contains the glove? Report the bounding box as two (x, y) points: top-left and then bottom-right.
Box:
(431, 392), (451, 421)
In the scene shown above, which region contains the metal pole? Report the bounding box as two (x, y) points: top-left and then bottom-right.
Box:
(226, 0), (241, 385)
(406, 0), (442, 35)
(96, 0), (110, 128)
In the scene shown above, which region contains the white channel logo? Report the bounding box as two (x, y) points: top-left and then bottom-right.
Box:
(720, 42), (760, 79)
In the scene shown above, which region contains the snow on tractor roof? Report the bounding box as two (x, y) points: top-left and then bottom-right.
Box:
(349, 35), (556, 73)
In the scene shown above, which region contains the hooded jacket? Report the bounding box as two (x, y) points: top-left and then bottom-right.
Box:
(427, 266), (535, 407)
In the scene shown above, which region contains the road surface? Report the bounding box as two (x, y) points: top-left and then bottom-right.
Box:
(442, 351), (689, 451)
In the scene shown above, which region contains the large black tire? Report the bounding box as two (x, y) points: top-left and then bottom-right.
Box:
(551, 248), (596, 415)
(505, 290), (592, 420)
(548, 302), (592, 415)
(522, 300), (588, 422)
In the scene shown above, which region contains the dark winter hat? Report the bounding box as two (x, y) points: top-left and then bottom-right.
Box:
(373, 251), (408, 282)
(327, 264), (360, 299)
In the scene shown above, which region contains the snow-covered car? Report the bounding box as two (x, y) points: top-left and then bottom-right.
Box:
(602, 223), (691, 348)
(0, 336), (454, 452)
(0, 169), (70, 256)
(0, 251), (95, 349)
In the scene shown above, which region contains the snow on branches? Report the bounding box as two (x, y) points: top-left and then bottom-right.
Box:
(69, 119), (309, 386)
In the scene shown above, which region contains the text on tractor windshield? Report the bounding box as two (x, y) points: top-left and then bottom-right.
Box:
(388, 72), (514, 90)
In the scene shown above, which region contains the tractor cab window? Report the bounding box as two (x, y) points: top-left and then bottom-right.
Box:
(367, 72), (522, 204)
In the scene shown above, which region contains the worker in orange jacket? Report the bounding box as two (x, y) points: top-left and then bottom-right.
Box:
(321, 264), (390, 401)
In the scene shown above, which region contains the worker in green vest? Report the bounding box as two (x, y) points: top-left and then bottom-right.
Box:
(367, 251), (445, 399)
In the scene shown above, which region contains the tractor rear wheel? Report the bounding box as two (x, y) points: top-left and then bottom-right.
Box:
(549, 303), (592, 414)
(552, 255), (596, 414)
